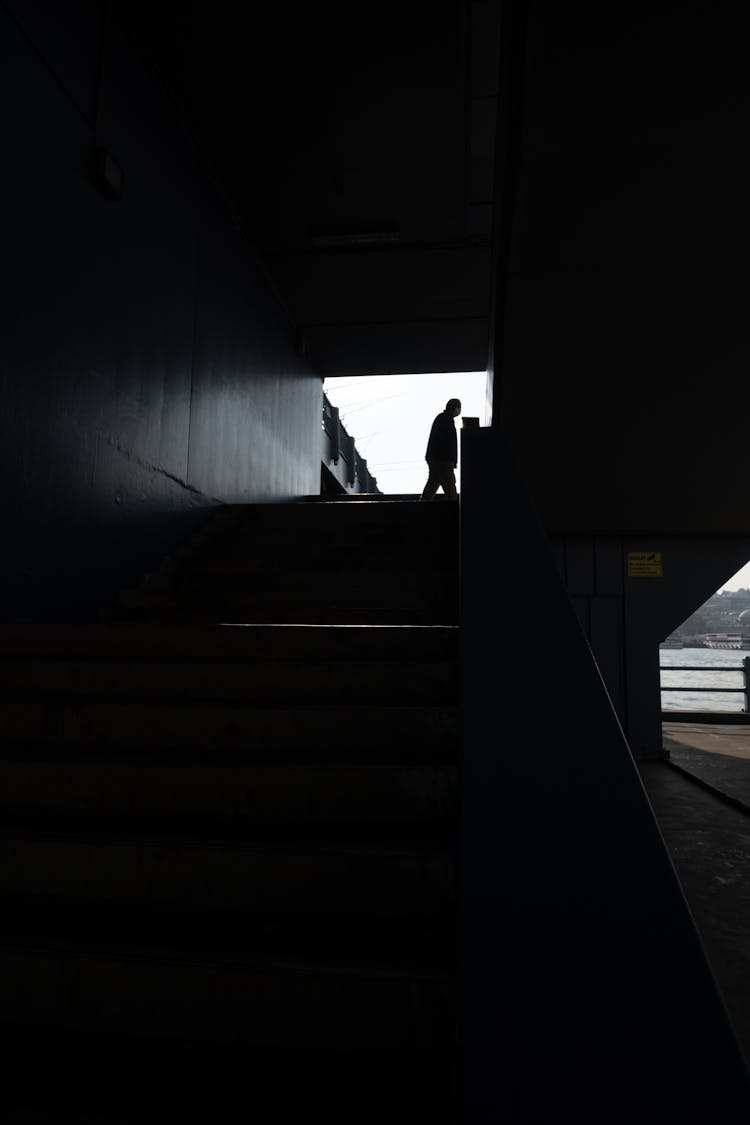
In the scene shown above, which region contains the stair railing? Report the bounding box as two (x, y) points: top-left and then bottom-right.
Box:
(321, 392), (381, 493)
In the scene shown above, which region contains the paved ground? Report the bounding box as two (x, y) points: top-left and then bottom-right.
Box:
(663, 721), (750, 808)
(638, 723), (750, 1066)
(664, 720), (750, 761)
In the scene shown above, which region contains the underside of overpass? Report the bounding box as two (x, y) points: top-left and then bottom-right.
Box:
(3, 0), (750, 1119)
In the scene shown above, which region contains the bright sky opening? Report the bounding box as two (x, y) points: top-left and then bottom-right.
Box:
(323, 371), (489, 495)
(718, 562), (750, 592)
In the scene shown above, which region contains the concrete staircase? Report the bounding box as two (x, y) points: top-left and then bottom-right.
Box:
(115, 498), (459, 625)
(0, 499), (459, 1123)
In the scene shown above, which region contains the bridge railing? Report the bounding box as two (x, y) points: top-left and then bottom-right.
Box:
(321, 393), (380, 494)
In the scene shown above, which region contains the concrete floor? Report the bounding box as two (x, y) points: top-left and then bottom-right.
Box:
(639, 723), (750, 1066)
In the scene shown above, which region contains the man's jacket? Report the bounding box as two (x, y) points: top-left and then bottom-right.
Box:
(425, 411), (457, 466)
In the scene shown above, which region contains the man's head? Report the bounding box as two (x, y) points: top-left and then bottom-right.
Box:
(446, 398), (461, 418)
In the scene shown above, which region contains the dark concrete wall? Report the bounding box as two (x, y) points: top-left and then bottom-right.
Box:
(498, 2), (750, 535)
(459, 426), (750, 1118)
(486, 2), (750, 757)
(0, 1), (322, 619)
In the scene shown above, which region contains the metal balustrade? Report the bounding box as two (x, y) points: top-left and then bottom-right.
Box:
(660, 655), (750, 713)
(321, 392), (381, 494)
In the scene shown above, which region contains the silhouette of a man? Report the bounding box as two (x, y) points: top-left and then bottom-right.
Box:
(419, 398), (461, 501)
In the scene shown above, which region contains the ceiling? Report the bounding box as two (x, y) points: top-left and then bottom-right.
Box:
(133, 0), (501, 376)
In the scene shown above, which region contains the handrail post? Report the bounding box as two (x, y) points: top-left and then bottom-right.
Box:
(345, 433), (355, 486)
(743, 656), (750, 713)
(320, 393), (381, 495)
(331, 405), (341, 465)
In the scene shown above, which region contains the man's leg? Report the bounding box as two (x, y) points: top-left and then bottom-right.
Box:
(420, 461), (441, 501)
(439, 464), (458, 500)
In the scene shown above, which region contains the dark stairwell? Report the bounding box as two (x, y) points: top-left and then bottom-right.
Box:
(0, 498), (458, 1124)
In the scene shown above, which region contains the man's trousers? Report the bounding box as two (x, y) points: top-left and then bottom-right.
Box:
(420, 458), (457, 501)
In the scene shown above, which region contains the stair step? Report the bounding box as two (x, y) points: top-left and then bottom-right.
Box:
(0, 622), (459, 662)
(1, 1028), (454, 1124)
(0, 657), (457, 704)
(174, 537), (458, 571)
(0, 943), (453, 1048)
(300, 492), (423, 500)
(200, 500), (457, 525)
(116, 572), (458, 619)
(0, 736), (453, 766)
(115, 600), (458, 625)
(0, 833), (454, 915)
(190, 518), (458, 547)
(0, 652), (458, 702)
(213, 499), (458, 525)
(168, 571), (457, 596)
(0, 757), (457, 826)
(0, 897), (454, 976)
(0, 807), (455, 851)
(0, 700), (457, 751)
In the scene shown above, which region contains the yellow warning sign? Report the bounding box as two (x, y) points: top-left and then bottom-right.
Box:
(627, 551), (663, 577)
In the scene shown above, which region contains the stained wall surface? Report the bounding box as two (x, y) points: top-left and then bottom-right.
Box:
(0, 1), (322, 619)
